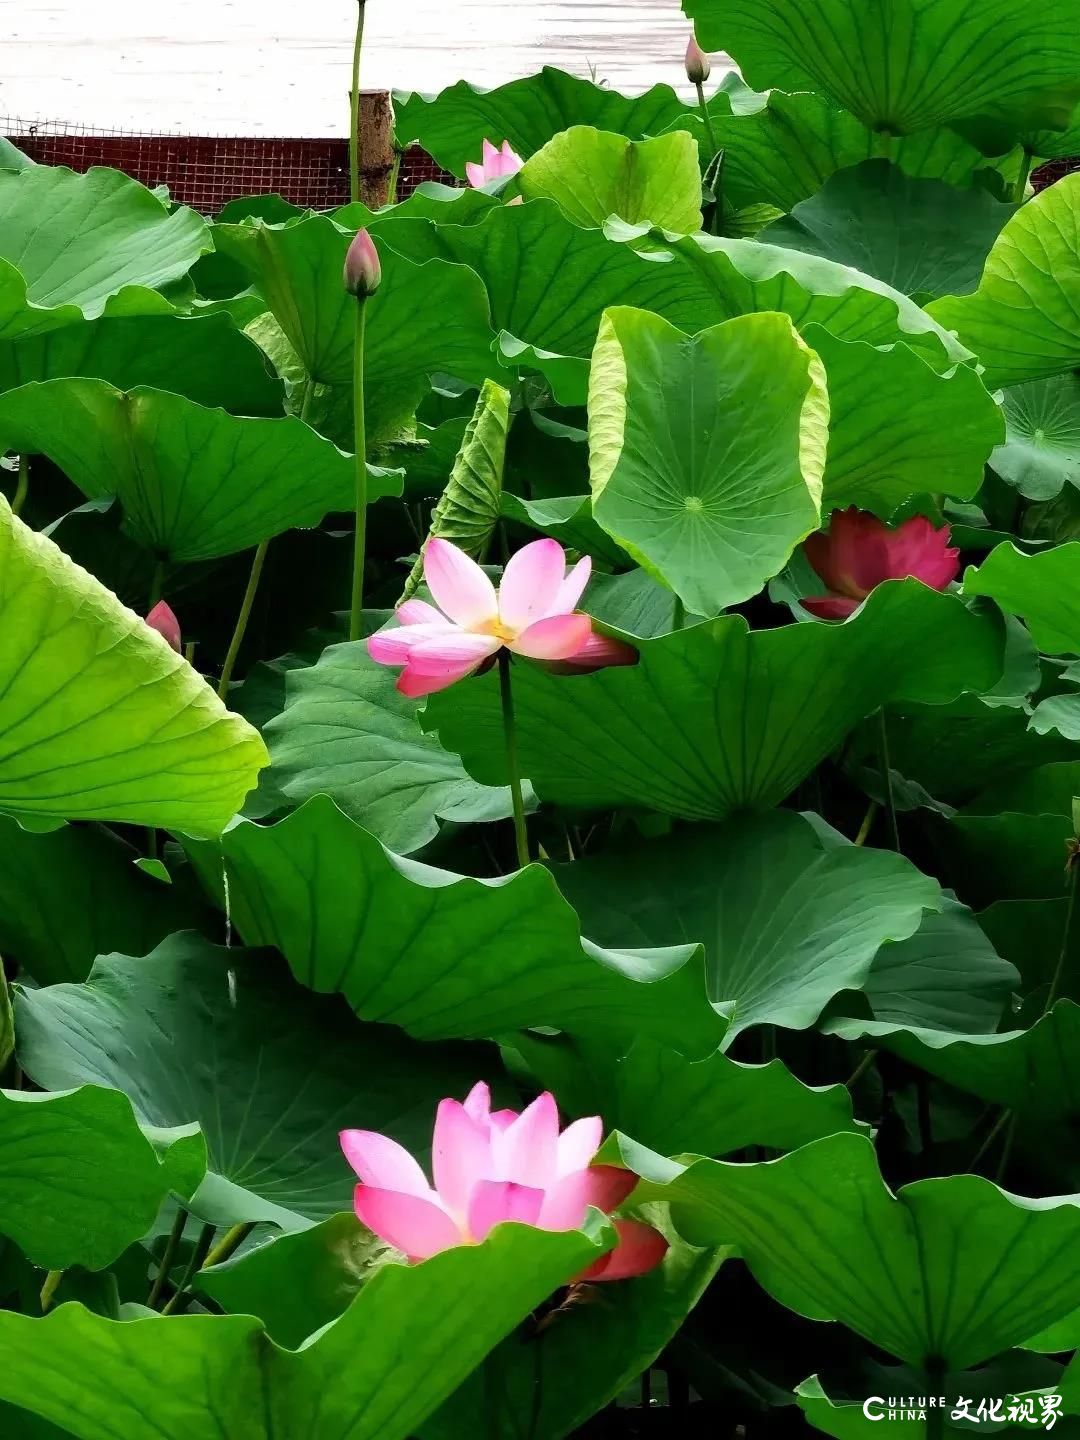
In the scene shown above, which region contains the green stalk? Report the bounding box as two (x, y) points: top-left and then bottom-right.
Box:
(202, 1221), (255, 1270)
(217, 540), (269, 700)
(349, 1), (367, 203)
(148, 558), (166, 610)
(498, 650), (530, 869)
(11, 454), (29, 518)
(878, 708), (900, 850)
(694, 81), (718, 158)
(1045, 852), (1079, 1013)
(1013, 149), (1033, 205)
(161, 1222), (215, 1316)
(349, 300), (369, 641)
(147, 1207), (189, 1310)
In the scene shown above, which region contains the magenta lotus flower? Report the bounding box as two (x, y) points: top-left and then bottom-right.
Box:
(466, 138), (524, 189)
(343, 227), (381, 297)
(341, 1083), (668, 1282)
(367, 536), (636, 698)
(685, 33), (712, 84)
(145, 600), (181, 652)
(801, 507), (960, 620)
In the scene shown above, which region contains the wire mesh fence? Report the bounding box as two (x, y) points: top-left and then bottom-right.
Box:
(1, 108), (457, 214)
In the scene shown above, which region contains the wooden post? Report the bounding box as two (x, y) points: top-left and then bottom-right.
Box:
(357, 89), (394, 207)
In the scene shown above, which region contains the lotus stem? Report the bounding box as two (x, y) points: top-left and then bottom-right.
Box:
(349, 1), (367, 203)
(349, 299), (369, 642)
(498, 649), (530, 869)
(1014, 149), (1033, 205)
(217, 539), (269, 700)
(147, 1207), (189, 1310)
(694, 81), (718, 159)
(12, 454), (29, 518)
(202, 1221), (256, 1270)
(161, 1222), (216, 1315)
(878, 709), (900, 850)
(1045, 851), (1078, 1012)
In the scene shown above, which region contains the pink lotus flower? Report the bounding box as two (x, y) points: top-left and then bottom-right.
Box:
(685, 33), (712, 84)
(341, 1083), (668, 1282)
(367, 536), (636, 698)
(145, 600), (181, 652)
(466, 138), (525, 189)
(343, 227), (381, 297)
(801, 507), (960, 620)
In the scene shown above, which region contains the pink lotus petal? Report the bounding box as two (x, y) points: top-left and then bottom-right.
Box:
(367, 622), (456, 667)
(397, 598), (447, 626)
(489, 1109), (517, 1133)
(467, 1180), (546, 1242)
(551, 556), (592, 616)
(432, 1099), (494, 1221)
(538, 1169), (592, 1230)
(396, 662), (484, 699)
(881, 514), (961, 590)
(423, 538), (499, 627)
(555, 629), (638, 671)
(578, 1218), (669, 1283)
(498, 140), (524, 176)
(800, 595), (861, 620)
(405, 631), (501, 676)
(353, 1185), (462, 1259)
(340, 1130), (432, 1196)
(463, 1081), (492, 1126)
(510, 613), (593, 661)
(146, 601), (181, 653)
(582, 1165), (639, 1213)
(493, 1092), (560, 1186)
(804, 508), (891, 599)
(498, 538), (570, 630)
(465, 162), (486, 189)
(556, 1116), (603, 1176)
(482, 139), (500, 167)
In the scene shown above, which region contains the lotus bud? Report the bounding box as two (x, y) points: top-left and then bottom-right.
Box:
(343, 227), (381, 298)
(146, 600), (181, 653)
(685, 33), (711, 85)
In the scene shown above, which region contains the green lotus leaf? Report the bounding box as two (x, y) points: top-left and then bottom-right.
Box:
(15, 933), (496, 1230)
(0, 814), (205, 985)
(0, 1222), (609, 1440)
(392, 67), (729, 175)
(427, 581), (1003, 822)
(963, 542), (1080, 653)
(264, 641), (520, 856)
(683, 0), (1080, 138)
(929, 175), (1080, 388)
(211, 214), (498, 448)
(631, 1130), (1080, 1370)
(0, 164), (209, 319)
(549, 811), (940, 1040)
(588, 308), (828, 615)
(990, 376), (1080, 500)
(761, 162), (1015, 301)
(0, 379), (399, 562)
(0, 498), (267, 834)
(183, 795), (726, 1057)
(0, 312), (283, 414)
(519, 127), (703, 233)
(0, 1086), (204, 1270)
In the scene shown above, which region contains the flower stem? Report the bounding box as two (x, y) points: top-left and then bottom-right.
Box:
(148, 558), (165, 610)
(161, 1222), (215, 1315)
(147, 1207), (189, 1310)
(12, 454), (29, 518)
(217, 539), (269, 700)
(498, 649), (530, 869)
(349, 1), (367, 203)
(1013, 149), (1033, 205)
(694, 81), (718, 158)
(202, 1221), (255, 1270)
(1045, 852), (1078, 1013)
(854, 800), (878, 846)
(845, 1049), (877, 1089)
(349, 299), (369, 642)
(878, 708), (900, 850)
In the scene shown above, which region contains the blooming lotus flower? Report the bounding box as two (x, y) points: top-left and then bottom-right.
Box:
(466, 138), (524, 189)
(367, 536), (636, 698)
(341, 1083), (668, 1282)
(145, 600), (181, 652)
(801, 507), (960, 619)
(685, 33), (712, 84)
(343, 227), (381, 297)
